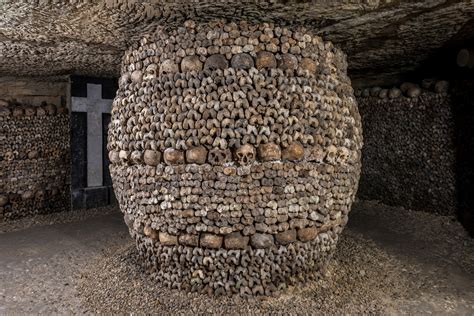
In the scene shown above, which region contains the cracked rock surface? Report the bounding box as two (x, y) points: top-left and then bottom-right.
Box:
(1, 0), (473, 82)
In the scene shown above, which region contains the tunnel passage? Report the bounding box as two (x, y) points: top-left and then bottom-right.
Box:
(107, 20), (362, 295)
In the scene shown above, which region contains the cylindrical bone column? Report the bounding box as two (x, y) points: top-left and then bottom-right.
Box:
(108, 20), (362, 296)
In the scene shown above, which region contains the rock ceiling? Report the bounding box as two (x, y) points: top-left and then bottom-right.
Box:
(0, 0), (473, 84)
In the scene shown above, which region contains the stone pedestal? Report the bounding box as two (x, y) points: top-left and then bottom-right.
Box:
(108, 20), (362, 296)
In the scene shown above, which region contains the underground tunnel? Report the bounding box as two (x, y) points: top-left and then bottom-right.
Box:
(0, 0), (473, 314)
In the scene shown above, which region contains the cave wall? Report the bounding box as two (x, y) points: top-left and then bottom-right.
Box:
(356, 85), (456, 215)
(0, 78), (71, 221)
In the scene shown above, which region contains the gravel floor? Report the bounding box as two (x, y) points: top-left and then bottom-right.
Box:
(77, 229), (411, 315)
(77, 201), (474, 315)
(1, 201), (473, 314)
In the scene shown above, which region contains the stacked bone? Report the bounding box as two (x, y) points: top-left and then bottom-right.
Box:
(354, 79), (450, 100)
(356, 80), (455, 215)
(108, 20), (362, 296)
(0, 100), (70, 221)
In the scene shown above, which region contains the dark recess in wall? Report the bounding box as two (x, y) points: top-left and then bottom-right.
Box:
(451, 80), (474, 237)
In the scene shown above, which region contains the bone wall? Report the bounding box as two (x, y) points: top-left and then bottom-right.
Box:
(0, 79), (70, 221)
(356, 81), (456, 215)
(109, 20), (362, 296)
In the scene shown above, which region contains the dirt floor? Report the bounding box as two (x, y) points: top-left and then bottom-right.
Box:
(1, 201), (473, 314)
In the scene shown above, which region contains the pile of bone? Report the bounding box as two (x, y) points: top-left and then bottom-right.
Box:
(356, 86), (456, 215)
(355, 79), (449, 99)
(109, 20), (362, 296)
(0, 99), (70, 221)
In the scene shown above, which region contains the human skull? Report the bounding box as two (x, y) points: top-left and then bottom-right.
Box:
(256, 51), (277, 69)
(181, 55), (203, 72)
(163, 148), (185, 165)
(131, 70), (142, 84)
(208, 148), (232, 165)
(131, 150), (143, 164)
(281, 142), (304, 161)
(24, 106), (36, 116)
(325, 145), (338, 164)
(119, 72), (131, 87)
(231, 53), (254, 70)
(46, 103), (57, 115)
(336, 147), (350, 164)
(257, 143), (281, 162)
(143, 64), (158, 81)
(160, 59), (179, 74)
(186, 146), (208, 164)
(4, 151), (14, 161)
(0, 194), (8, 207)
(109, 150), (120, 164)
(204, 54), (228, 71)
(143, 149), (161, 166)
(119, 150), (129, 162)
(307, 144), (325, 162)
(234, 144), (256, 165)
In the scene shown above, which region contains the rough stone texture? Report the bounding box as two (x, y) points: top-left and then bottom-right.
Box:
(0, 100), (70, 221)
(0, 1), (473, 83)
(356, 83), (455, 215)
(108, 20), (362, 295)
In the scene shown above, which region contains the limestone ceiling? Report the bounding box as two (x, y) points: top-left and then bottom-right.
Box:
(0, 0), (473, 84)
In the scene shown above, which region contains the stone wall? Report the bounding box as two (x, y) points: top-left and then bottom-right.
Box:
(0, 78), (70, 221)
(356, 81), (456, 215)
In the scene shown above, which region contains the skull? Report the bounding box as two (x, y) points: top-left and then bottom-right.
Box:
(163, 148), (185, 165)
(231, 53), (254, 70)
(12, 107), (24, 117)
(108, 150), (120, 164)
(44, 103), (57, 115)
(4, 151), (14, 161)
(27, 150), (39, 159)
(119, 150), (129, 162)
(181, 55), (203, 72)
(299, 57), (317, 73)
(119, 72), (131, 87)
(255, 51), (277, 69)
(336, 147), (350, 164)
(143, 64), (158, 81)
(278, 53), (298, 71)
(131, 70), (142, 84)
(234, 144), (256, 166)
(281, 142), (304, 161)
(0, 194), (8, 207)
(257, 143), (281, 162)
(325, 145), (338, 164)
(186, 146), (208, 164)
(208, 148), (232, 165)
(24, 106), (36, 116)
(130, 150), (143, 164)
(160, 59), (179, 74)
(143, 149), (161, 166)
(307, 144), (325, 162)
(204, 54), (228, 71)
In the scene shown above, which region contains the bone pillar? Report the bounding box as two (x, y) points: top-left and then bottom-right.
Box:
(108, 20), (363, 296)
